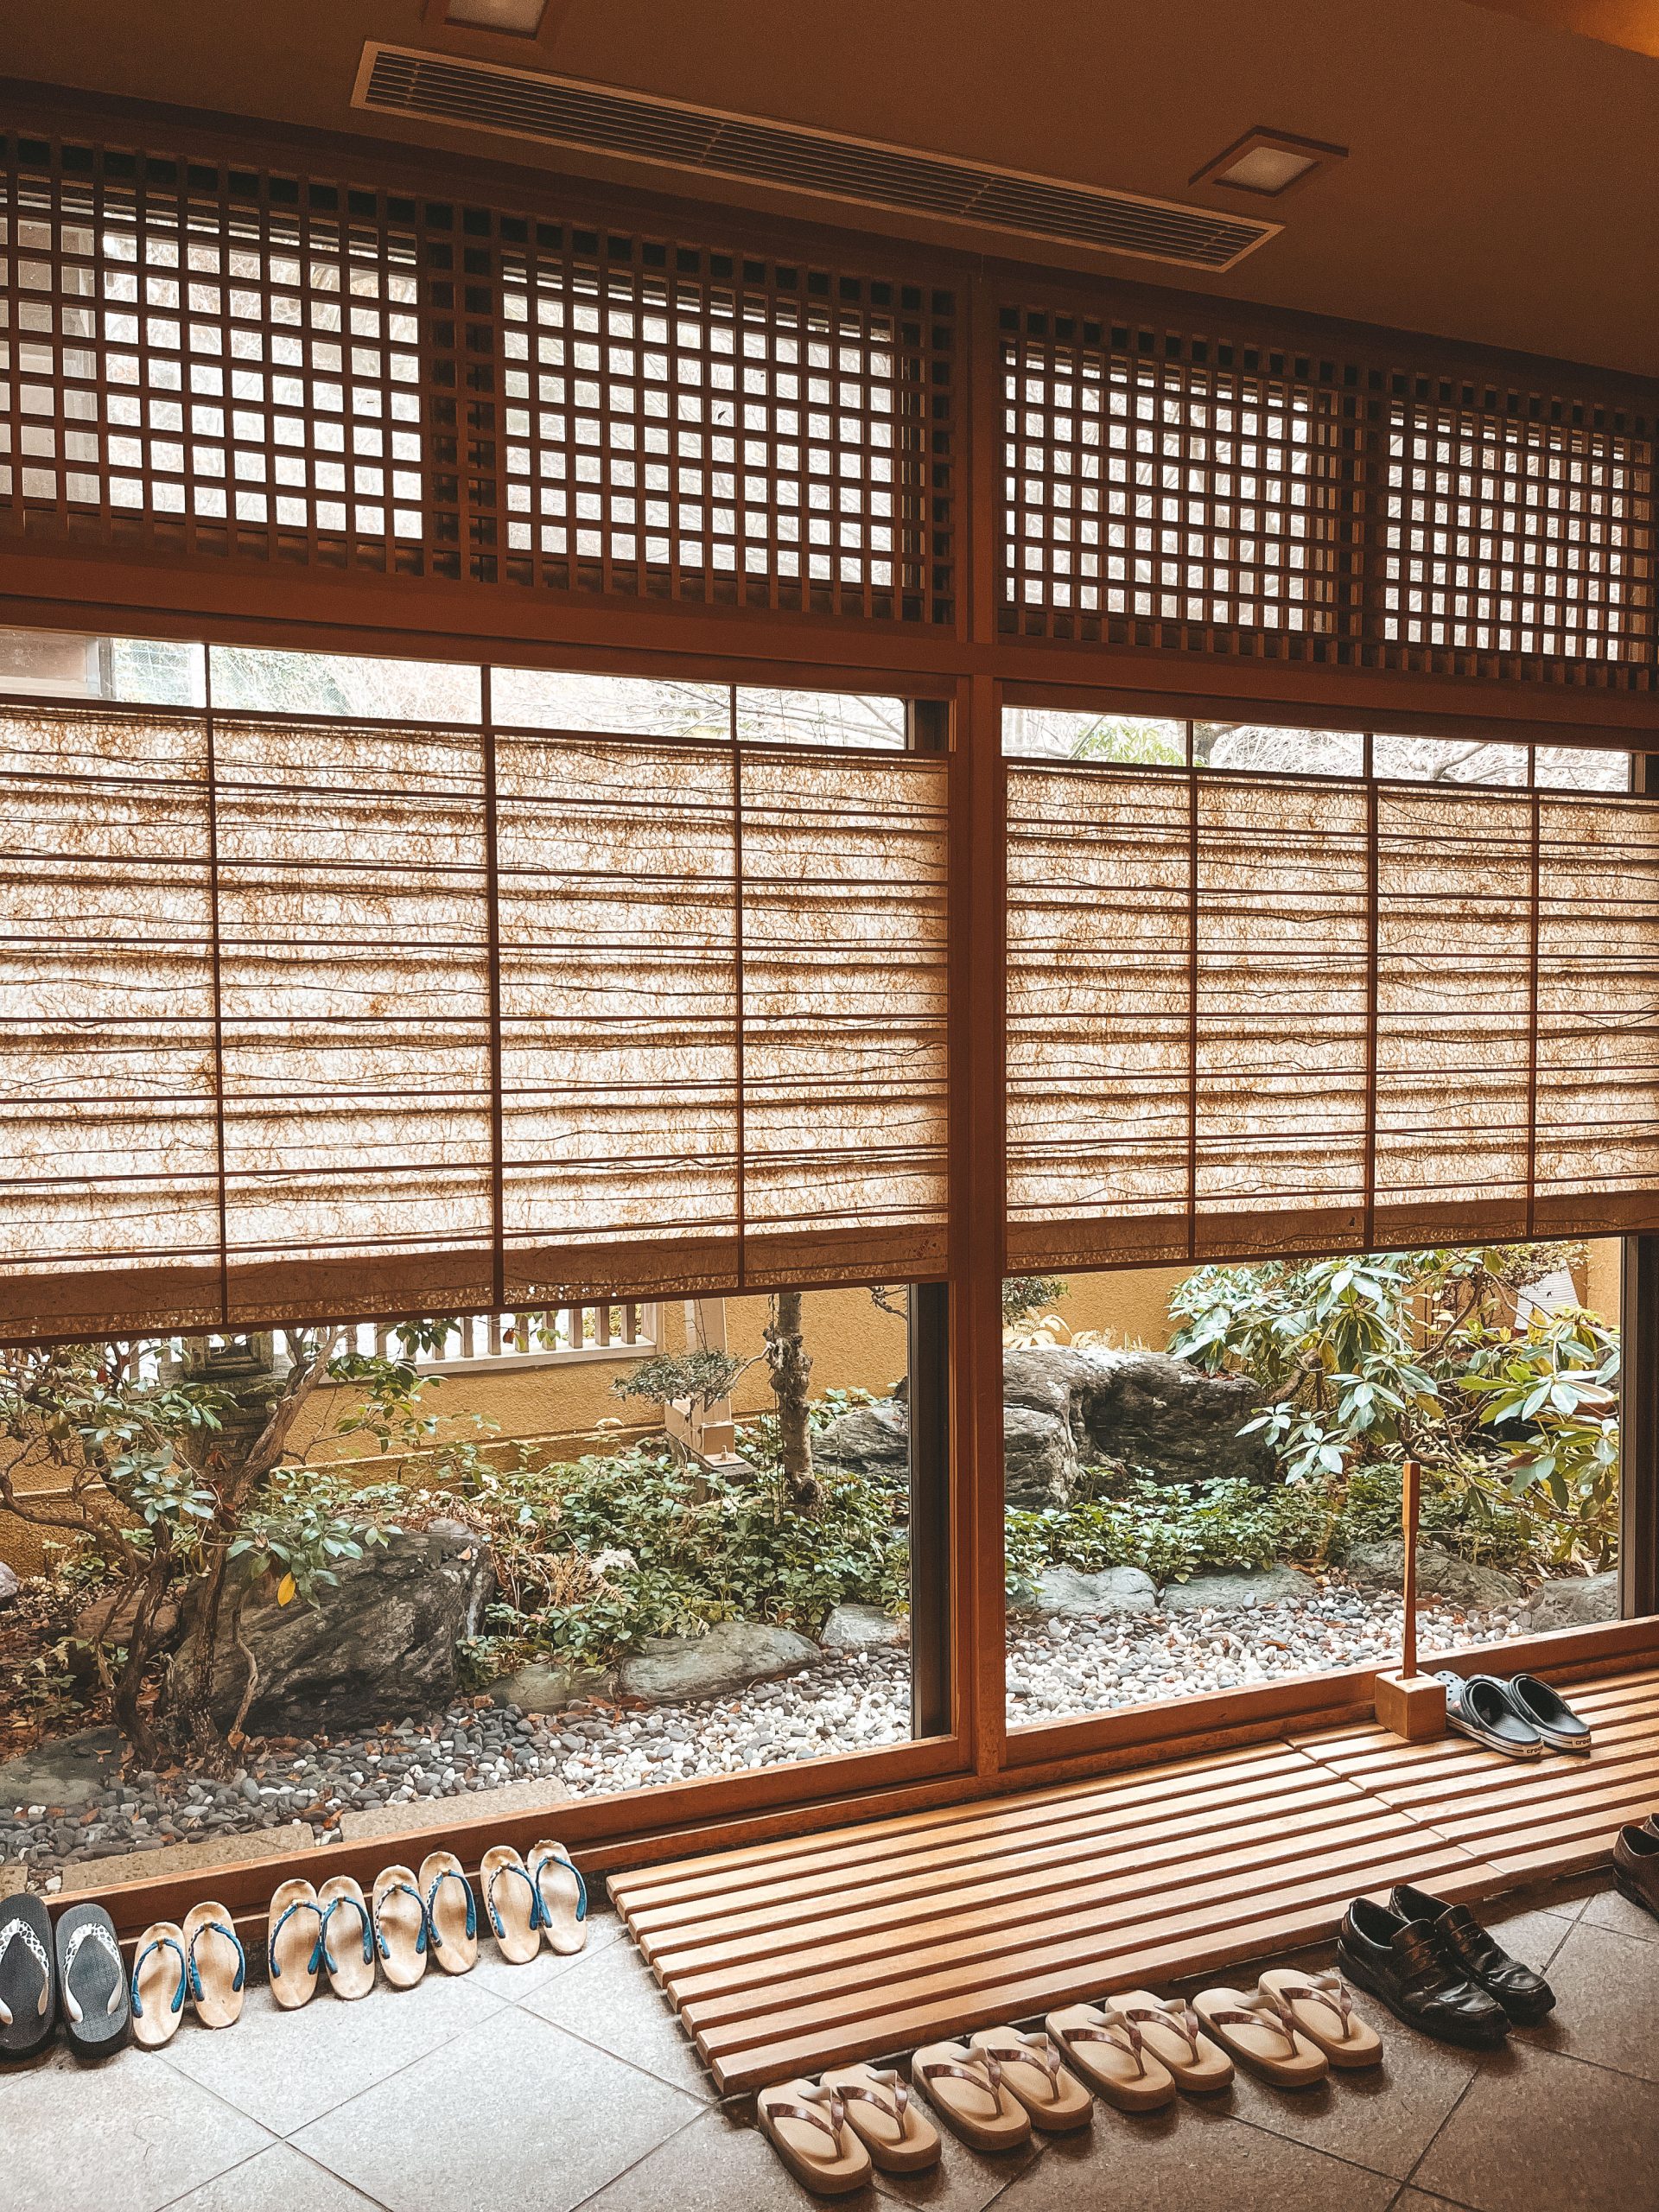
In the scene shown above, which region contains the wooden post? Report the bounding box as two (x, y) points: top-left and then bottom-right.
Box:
(1373, 1454), (1446, 1741)
(1401, 1453), (1420, 1683)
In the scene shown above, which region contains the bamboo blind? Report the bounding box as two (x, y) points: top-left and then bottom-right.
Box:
(0, 133), (956, 622)
(0, 699), (949, 1338)
(999, 306), (1657, 688)
(1006, 760), (1659, 1268)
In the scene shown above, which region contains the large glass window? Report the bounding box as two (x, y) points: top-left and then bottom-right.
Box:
(0, 1281), (936, 1882)
(1002, 1242), (1624, 1732)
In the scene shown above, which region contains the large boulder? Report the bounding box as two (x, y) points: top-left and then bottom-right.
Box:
(1016, 1565), (1159, 1619)
(813, 1400), (910, 1479)
(1161, 1566), (1319, 1613)
(617, 1620), (818, 1703)
(488, 1660), (617, 1713)
(200, 1517), (494, 1735)
(1340, 1541), (1526, 1610)
(818, 1604), (908, 1653)
(816, 1345), (1273, 1508)
(1520, 1571), (1620, 1632)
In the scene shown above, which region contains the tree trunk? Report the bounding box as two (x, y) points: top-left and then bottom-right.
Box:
(766, 1291), (821, 1512)
(154, 1332), (338, 1771)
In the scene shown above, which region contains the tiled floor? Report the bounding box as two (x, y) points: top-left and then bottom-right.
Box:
(2, 1878), (1655, 2212)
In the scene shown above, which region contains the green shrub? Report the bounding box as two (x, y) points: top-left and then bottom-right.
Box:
(1007, 1473), (1333, 1598)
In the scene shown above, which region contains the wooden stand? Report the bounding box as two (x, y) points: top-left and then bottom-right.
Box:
(1373, 1456), (1446, 1741)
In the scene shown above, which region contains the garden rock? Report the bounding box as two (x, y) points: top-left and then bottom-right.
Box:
(819, 1604), (909, 1653)
(0, 1561), (17, 1609)
(1519, 1570), (1619, 1632)
(1160, 1566), (1319, 1613)
(1340, 1541), (1526, 1608)
(817, 1344), (1272, 1511)
(488, 1660), (618, 1713)
(814, 1399), (911, 1478)
(618, 1620), (819, 1703)
(0, 1726), (123, 1815)
(200, 1518), (495, 1733)
(1019, 1565), (1160, 1620)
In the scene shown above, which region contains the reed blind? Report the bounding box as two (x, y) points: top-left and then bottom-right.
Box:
(0, 701), (948, 1338)
(1006, 760), (1659, 1269)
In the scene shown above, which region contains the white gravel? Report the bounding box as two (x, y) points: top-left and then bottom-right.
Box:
(5, 1577), (1529, 1878)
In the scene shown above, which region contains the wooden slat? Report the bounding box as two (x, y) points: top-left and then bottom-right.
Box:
(610, 1662), (1658, 2094)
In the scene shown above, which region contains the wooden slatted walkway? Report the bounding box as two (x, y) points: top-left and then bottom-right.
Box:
(610, 1665), (1659, 2094)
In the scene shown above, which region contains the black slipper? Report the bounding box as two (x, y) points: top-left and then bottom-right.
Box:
(0, 1891), (58, 2061)
(1433, 1670), (1543, 1760)
(56, 1903), (130, 2061)
(1498, 1674), (1592, 1755)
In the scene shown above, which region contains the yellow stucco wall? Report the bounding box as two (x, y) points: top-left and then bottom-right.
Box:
(0, 1241), (1629, 1578)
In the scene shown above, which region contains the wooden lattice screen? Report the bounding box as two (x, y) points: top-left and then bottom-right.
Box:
(1005, 758), (1659, 1269)
(998, 304), (1657, 688)
(0, 132), (957, 623)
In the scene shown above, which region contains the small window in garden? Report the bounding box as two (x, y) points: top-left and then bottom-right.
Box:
(1371, 735), (1528, 785)
(1535, 746), (1632, 792)
(490, 667), (728, 739)
(733, 687), (906, 750)
(1002, 709), (1185, 764)
(207, 645), (482, 723)
(0, 1285), (925, 1886)
(1193, 721), (1365, 775)
(0, 625), (206, 706)
(1001, 1243), (1623, 1733)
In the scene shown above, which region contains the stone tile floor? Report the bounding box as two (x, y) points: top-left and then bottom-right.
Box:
(1, 1875), (1654, 2212)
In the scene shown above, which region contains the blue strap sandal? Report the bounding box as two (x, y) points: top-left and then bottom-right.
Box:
(372, 1864), (431, 1989)
(267, 1879), (327, 2011)
(316, 1878), (377, 2000)
(480, 1846), (546, 1965)
(529, 1839), (590, 1955)
(181, 1901), (245, 2030)
(130, 1922), (189, 2050)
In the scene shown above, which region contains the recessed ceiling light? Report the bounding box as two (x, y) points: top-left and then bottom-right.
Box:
(442, 0), (550, 35)
(1191, 128), (1346, 199)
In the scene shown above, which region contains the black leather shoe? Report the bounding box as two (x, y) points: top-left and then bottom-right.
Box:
(1613, 1823), (1659, 1923)
(1389, 1884), (1555, 2024)
(1336, 1897), (1510, 2048)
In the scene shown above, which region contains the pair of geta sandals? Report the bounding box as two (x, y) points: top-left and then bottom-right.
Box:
(130, 1899), (247, 2050)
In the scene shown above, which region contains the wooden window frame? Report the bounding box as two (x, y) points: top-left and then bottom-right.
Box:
(0, 89), (1656, 1930)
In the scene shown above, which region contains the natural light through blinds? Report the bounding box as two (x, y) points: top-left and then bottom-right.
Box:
(1006, 760), (1659, 1268)
(0, 697), (948, 1337)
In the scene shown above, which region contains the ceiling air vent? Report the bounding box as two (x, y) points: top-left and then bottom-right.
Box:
(352, 42), (1281, 272)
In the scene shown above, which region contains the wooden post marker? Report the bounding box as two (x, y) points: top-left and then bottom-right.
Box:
(1373, 1455), (1446, 1741)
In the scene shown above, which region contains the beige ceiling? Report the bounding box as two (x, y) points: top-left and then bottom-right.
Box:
(8, 0), (1659, 379)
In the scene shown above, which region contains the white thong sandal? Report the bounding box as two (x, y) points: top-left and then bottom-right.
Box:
(266, 1879), (326, 2011)
(181, 1902), (246, 2030)
(528, 1838), (588, 1955)
(1045, 2001), (1176, 2111)
(1258, 1968), (1382, 2068)
(755, 2077), (874, 2196)
(822, 2061), (941, 2172)
(910, 2040), (1032, 2151)
(372, 1866), (429, 1990)
(130, 1920), (189, 2050)
(1110, 1989), (1235, 2092)
(419, 1850), (479, 1974)
(481, 1845), (544, 1965)
(1192, 1985), (1328, 2088)
(969, 2026), (1092, 2131)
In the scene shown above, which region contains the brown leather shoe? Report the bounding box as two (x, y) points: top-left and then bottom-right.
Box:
(1612, 1823), (1659, 1922)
